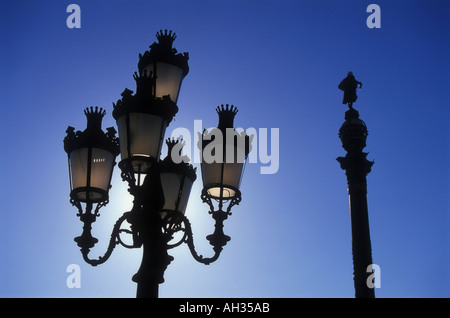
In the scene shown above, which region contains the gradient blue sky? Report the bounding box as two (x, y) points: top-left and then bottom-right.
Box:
(0, 0), (449, 298)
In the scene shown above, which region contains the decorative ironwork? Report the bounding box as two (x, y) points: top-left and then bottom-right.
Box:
(226, 191), (242, 215)
(201, 188), (215, 214)
(70, 198), (83, 217)
(78, 211), (131, 266)
(179, 212), (223, 265)
(137, 29), (189, 78)
(64, 30), (249, 298)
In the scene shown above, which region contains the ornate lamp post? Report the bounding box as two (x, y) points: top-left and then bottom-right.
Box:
(337, 72), (375, 298)
(63, 107), (120, 253)
(63, 30), (252, 298)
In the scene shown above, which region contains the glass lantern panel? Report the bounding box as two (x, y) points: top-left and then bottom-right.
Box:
(226, 140), (246, 190)
(222, 161), (245, 190)
(160, 172), (193, 214)
(69, 147), (88, 191)
(90, 148), (115, 193)
(117, 112), (166, 161)
(177, 176), (193, 214)
(201, 141), (247, 199)
(69, 147), (114, 202)
(201, 162), (243, 199)
(143, 62), (184, 103)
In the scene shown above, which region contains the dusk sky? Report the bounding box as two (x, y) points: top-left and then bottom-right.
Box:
(0, 0), (449, 297)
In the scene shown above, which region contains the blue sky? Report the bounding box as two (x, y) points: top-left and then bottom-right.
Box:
(0, 0), (449, 297)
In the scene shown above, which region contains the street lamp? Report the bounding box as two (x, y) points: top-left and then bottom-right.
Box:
(63, 30), (252, 298)
(64, 107), (120, 204)
(196, 104), (252, 252)
(63, 107), (120, 251)
(199, 104), (251, 202)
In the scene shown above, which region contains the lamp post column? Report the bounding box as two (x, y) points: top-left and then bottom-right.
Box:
(129, 161), (172, 298)
(133, 213), (173, 298)
(337, 108), (375, 298)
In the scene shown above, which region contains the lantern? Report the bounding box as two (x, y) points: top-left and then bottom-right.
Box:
(159, 138), (197, 218)
(198, 105), (252, 201)
(113, 30), (188, 175)
(137, 29), (189, 103)
(64, 107), (120, 203)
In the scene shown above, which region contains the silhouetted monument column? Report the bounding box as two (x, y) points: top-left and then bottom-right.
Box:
(337, 73), (375, 298)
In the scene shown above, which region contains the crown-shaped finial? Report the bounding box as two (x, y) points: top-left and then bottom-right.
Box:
(216, 104), (238, 115)
(84, 107), (106, 131)
(166, 137), (185, 155)
(84, 106), (106, 117)
(161, 137), (197, 182)
(133, 70), (156, 97)
(156, 29), (177, 48)
(216, 104), (238, 130)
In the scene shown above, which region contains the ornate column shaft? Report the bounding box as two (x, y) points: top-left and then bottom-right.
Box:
(337, 108), (375, 298)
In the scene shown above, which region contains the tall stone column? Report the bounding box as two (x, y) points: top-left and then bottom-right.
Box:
(337, 107), (375, 298)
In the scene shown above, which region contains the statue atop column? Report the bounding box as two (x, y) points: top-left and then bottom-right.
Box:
(339, 72), (363, 109)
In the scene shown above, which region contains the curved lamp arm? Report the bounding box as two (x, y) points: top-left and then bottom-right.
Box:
(73, 201), (131, 267)
(176, 210), (230, 265)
